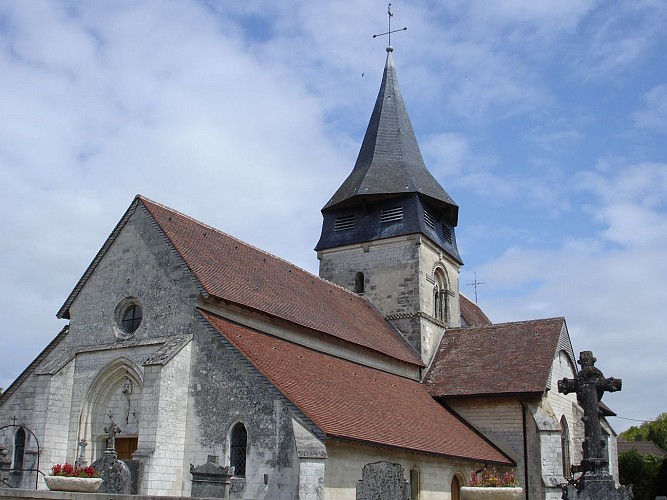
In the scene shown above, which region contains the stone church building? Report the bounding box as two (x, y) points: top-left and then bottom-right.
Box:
(0, 47), (620, 499)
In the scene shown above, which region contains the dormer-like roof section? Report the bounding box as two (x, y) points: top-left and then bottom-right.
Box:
(424, 317), (568, 397)
(324, 48), (458, 226)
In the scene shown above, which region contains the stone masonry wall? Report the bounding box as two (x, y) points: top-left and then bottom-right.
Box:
(447, 398), (525, 487)
(187, 322), (300, 499)
(325, 440), (473, 500)
(318, 234), (461, 364)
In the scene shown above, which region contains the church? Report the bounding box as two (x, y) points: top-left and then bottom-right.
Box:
(0, 46), (621, 499)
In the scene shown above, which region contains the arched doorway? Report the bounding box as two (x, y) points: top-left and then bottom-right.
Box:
(451, 474), (462, 500)
(78, 358), (143, 461)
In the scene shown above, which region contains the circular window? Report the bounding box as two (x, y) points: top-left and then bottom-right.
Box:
(120, 304), (142, 334)
(115, 298), (143, 338)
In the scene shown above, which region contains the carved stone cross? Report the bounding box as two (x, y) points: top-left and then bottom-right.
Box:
(104, 418), (121, 451)
(558, 351), (621, 475)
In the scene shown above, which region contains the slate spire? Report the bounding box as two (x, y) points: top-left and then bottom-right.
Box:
(323, 47), (458, 226)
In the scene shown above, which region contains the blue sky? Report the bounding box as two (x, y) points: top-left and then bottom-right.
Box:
(1, 0), (665, 433)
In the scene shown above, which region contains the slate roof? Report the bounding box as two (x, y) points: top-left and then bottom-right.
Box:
(460, 294), (492, 327)
(200, 310), (512, 465)
(424, 317), (566, 397)
(323, 48), (458, 226)
(618, 439), (667, 458)
(95, 196), (420, 367)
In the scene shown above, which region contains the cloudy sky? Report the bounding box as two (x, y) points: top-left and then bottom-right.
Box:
(1, 1), (665, 432)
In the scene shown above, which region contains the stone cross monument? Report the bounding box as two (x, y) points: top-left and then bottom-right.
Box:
(558, 351), (632, 499)
(104, 417), (121, 456)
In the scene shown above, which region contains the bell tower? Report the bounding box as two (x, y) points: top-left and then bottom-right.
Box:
(316, 47), (463, 365)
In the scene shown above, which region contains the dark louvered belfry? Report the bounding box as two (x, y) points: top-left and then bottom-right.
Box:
(315, 47), (461, 265)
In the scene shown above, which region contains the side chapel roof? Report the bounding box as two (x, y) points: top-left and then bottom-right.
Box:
(424, 317), (567, 398)
(58, 195), (422, 367)
(200, 310), (512, 465)
(460, 294), (492, 327)
(323, 48), (458, 226)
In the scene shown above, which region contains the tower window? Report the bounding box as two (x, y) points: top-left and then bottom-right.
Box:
(441, 224), (453, 244)
(380, 206), (403, 223)
(423, 209), (435, 229)
(334, 214), (356, 231)
(433, 268), (449, 323)
(230, 422), (247, 477)
(354, 272), (365, 294)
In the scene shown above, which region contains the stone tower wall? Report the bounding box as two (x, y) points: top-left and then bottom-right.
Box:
(318, 234), (461, 364)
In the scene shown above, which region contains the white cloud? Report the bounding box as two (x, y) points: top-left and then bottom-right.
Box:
(475, 161), (667, 426)
(633, 84), (667, 132)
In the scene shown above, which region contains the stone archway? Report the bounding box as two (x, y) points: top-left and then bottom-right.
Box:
(78, 358), (143, 462)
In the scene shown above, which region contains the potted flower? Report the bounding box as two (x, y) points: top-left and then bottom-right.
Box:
(43, 463), (103, 492)
(460, 468), (523, 499)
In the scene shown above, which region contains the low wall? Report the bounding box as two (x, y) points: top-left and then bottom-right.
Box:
(0, 489), (219, 500)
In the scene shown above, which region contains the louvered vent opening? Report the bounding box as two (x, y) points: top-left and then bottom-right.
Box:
(424, 209), (435, 229)
(334, 214), (356, 231)
(442, 224), (453, 244)
(380, 206), (403, 223)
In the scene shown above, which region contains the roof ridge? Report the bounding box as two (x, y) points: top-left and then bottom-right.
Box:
(137, 195), (365, 301)
(449, 316), (565, 330)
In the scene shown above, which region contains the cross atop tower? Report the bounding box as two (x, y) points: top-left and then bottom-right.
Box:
(372, 3), (407, 48)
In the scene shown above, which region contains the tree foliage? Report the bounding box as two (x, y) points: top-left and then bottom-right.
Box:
(619, 450), (662, 500)
(620, 413), (667, 451)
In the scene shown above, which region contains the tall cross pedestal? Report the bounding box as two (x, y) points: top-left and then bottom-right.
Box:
(558, 351), (633, 500)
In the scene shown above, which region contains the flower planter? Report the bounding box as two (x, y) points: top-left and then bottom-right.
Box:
(460, 486), (524, 500)
(44, 476), (103, 493)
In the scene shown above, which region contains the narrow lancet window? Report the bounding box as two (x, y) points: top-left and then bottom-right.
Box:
(230, 422), (247, 477)
(354, 272), (365, 294)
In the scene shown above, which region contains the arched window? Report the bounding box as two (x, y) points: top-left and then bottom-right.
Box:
(230, 422), (247, 477)
(561, 416), (571, 478)
(354, 272), (365, 294)
(14, 427), (26, 471)
(433, 268), (448, 322)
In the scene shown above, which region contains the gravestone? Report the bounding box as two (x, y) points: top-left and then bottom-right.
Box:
(90, 417), (131, 495)
(190, 454), (234, 498)
(558, 351), (633, 500)
(356, 461), (410, 500)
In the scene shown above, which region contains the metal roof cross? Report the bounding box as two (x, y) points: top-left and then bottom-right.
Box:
(466, 272), (486, 303)
(372, 3), (407, 47)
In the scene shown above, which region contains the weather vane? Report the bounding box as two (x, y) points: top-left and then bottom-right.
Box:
(372, 3), (407, 47)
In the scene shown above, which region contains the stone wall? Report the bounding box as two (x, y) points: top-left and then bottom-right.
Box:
(447, 398), (525, 486)
(318, 234), (461, 364)
(324, 440), (472, 500)
(187, 321), (300, 499)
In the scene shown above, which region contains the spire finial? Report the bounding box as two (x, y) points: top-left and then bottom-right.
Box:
(372, 3), (407, 49)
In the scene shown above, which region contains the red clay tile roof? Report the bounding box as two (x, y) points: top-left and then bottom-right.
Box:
(424, 318), (565, 397)
(460, 294), (492, 327)
(139, 196), (422, 366)
(200, 310), (512, 464)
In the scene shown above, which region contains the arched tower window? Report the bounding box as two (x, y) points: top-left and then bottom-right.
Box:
(354, 272), (365, 294)
(14, 427), (26, 471)
(561, 416), (571, 479)
(230, 422), (247, 477)
(433, 268), (449, 322)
